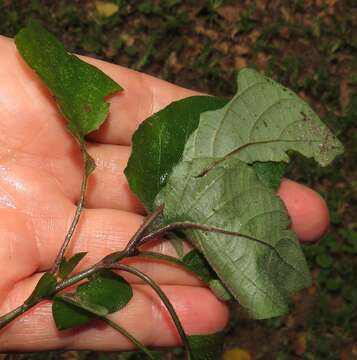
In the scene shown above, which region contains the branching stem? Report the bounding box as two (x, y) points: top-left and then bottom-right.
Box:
(124, 204), (164, 254)
(0, 206), (163, 330)
(0, 265), (100, 330)
(1, 202), (247, 352)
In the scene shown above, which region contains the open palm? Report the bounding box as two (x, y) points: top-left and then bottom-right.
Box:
(0, 36), (329, 352)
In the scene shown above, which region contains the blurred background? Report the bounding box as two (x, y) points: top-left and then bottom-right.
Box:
(0, 0), (356, 359)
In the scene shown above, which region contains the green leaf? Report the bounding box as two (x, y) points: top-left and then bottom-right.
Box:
(125, 96), (228, 211)
(156, 158), (311, 319)
(208, 279), (232, 301)
(59, 252), (87, 279)
(76, 269), (133, 313)
(52, 270), (132, 330)
(188, 332), (225, 360)
(316, 254), (333, 268)
(53, 296), (155, 360)
(15, 20), (122, 142)
(138, 250), (231, 301)
(182, 250), (216, 283)
(166, 231), (185, 258)
(59, 293), (109, 316)
(52, 296), (95, 330)
(84, 151), (97, 175)
(183, 250), (232, 301)
(253, 161), (286, 190)
(182, 68), (343, 170)
(25, 272), (56, 306)
(149, 68), (343, 319)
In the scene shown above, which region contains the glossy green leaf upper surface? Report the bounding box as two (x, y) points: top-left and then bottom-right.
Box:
(60, 293), (109, 316)
(59, 252), (87, 280)
(125, 96), (228, 211)
(52, 296), (95, 330)
(25, 272), (56, 306)
(76, 270), (132, 313)
(52, 270), (132, 330)
(156, 157), (311, 318)
(15, 20), (122, 141)
(183, 68), (343, 169)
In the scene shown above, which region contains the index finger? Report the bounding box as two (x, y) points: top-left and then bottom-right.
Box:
(82, 56), (200, 146)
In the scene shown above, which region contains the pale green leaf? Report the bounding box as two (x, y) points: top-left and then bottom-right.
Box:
(253, 161), (286, 190)
(166, 231), (185, 258)
(208, 279), (232, 301)
(151, 68), (343, 318)
(156, 158), (311, 319)
(183, 68), (343, 171)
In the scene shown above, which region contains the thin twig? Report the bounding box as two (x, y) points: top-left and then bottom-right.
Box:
(108, 263), (191, 354)
(0, 303), (33, 330)
(0, 265), (99, 330)
(51, 148), (91, 274)
(103, 317), (155, 359)
(124, 204), (164, 254)
(137, 251), (184, 267)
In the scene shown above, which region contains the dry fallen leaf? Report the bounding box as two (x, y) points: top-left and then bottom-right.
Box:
(120, 33), (135, 47)
(249, 30), (261, 43)
(215, 41), (229, 55)
(95, 1), (119, 17)
(255, 52), (271, 71)
(168, 52), (183, 73)
(234, 44), (250, 56)
(216, 5), (241, 23)
(340, 78), (352, 112)
(195, 25), (219, 41)
(293, 333), (307, 355)
(61, 351), (78, 360)
(234, 56), (248, 69)
(223, 348), (253, 360)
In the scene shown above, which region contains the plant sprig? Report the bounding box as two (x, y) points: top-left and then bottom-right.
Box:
(0, 20), (343, 359)
(0, 207), (204, 356)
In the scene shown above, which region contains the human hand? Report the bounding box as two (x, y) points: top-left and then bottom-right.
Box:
(0, 36), (329, 351)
